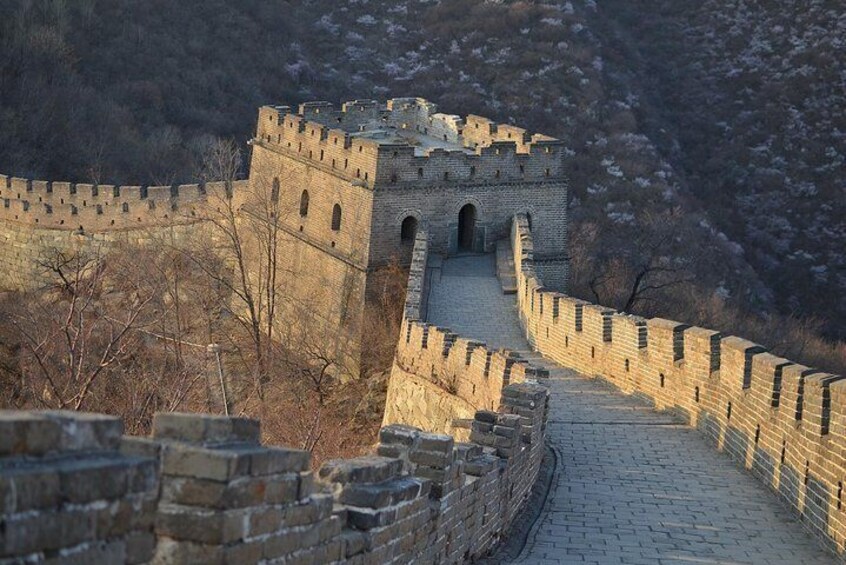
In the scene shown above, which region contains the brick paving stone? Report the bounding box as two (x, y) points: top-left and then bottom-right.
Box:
(427, 253), (530, 351)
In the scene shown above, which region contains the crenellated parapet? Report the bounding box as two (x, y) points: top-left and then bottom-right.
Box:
(253, 98), (565, 190)
(510, 213), (846, 555)
(0, 173), (243, 232)
(0, 411), (159, 563)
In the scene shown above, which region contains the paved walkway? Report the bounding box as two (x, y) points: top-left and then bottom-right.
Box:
(426, 253), (530, 351)
(427, 254), (835, 565)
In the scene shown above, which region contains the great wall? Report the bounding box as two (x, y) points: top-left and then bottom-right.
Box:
(509, 213), (846, 560)
(1, 99), (844, 563)
(0, 228), (551, 564)
(0, 173), (248, 290)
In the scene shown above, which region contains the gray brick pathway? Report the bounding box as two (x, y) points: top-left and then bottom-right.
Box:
(427, 254), (835, 565)
(427, 253), (530, 351)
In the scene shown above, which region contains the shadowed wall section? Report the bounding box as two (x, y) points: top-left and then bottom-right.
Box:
(0, 384), (549, 562)
(0, 173), (247, 290)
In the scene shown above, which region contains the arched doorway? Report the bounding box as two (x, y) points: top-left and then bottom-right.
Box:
(401, 216), (418, 244)
(458, 204), (476, 251)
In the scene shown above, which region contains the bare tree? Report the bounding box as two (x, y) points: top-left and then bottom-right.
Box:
(10, 247), (153, 410)
(182, 138), (296, 403)
(0, 242), (214, 431)
(573, 208), (695, 313)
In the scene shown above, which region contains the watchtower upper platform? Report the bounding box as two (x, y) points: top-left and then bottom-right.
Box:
(255, 98), (566, 187)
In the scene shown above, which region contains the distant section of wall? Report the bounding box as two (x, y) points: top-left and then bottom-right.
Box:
(0, 174), (240, 232)
(383, 229), (547, 440)
(0, 173), (247, 291)
(511, 213), (846, 555)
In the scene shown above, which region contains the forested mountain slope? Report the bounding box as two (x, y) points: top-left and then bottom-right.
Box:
(0, 0), (842, 368)
(594, 0), (846, 340)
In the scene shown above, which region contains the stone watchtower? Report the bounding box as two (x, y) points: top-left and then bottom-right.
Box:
(248, 97), (568, 375)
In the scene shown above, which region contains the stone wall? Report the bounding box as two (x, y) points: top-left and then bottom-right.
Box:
(0, 174), (239, 232)
(254, 99), (569, 292)
(0, 223), (551, 564)
(383, 229), (548, 439)
(511, 213), (846, 555)
(0, 411), (159, 563)
(0, 387), (548, 563)
(0, 173), (248, 291)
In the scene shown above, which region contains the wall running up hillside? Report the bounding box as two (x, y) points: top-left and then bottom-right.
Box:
(511, 213), (846, 555)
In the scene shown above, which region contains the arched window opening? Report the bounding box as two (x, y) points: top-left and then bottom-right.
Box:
(331, 204), (342, 231)
(299, 190), (309, 217)
(401, 216), (418, 243)
(272, 178), (280, 203)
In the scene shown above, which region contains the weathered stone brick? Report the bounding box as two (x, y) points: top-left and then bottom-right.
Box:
(160, 445), (250, 482)
(0, 412), (61, 457)
(346, 506), (399, 530)
(57, 456), (132, 504)
(152, 413), (260, 445)
(474, 410), (498, 424)
(155, 504), (248, 545)
(319, 456), (403, 485)
(379, 425), (420, 446)
(1, 508), (95, 556)
(249, 446), (311, 475)
(409, 449), (451, 469)
(417, 432), (453, 452)
(0, 465), (60, 513)
(338, 477), (425, 509)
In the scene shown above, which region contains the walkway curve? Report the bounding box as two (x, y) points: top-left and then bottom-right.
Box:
(427, 254), (835, 565)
